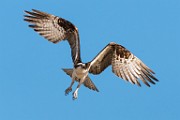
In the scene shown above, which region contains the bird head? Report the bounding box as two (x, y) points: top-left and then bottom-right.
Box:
(74, 62), (91, 70)
(74, 63), (86, 69)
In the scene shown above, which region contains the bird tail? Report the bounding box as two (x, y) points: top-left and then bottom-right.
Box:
(62, 68), (99, 92)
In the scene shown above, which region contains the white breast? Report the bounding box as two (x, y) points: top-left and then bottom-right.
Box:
(73, 67), (88, 79)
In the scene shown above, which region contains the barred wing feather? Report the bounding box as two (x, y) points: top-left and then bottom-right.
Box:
(89, 42), (158, 87)
(24, 9), (81, 64)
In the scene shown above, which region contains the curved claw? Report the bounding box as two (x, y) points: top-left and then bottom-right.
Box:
(65, 87), (72, 96)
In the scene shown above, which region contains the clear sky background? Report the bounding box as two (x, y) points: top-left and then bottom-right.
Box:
(0, 0), (180, 120)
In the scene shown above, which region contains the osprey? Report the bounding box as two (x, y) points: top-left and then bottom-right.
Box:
(24, 9), (158, 100)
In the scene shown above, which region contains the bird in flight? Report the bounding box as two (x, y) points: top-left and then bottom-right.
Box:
(24, 9), (158, 100)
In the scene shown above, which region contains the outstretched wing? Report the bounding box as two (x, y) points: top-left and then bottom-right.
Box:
(24, 9), (81, 64)
(62, 69), (99, 92)
(89, 42), (158, 87)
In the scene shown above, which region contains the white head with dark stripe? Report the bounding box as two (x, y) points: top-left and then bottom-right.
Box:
(74, 63), (86, 69)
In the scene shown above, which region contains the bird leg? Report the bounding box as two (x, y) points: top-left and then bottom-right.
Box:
(72, 77), (86, 100)
(72, 88), (79, 100)
(65, 78), (75, 95)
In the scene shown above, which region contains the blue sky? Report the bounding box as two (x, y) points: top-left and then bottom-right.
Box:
(0, 0), (180, 120)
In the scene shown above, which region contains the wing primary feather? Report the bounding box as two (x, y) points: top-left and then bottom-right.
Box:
(126, 69), (135, 84)
(139, 74), (150, 87)
(139, 62), (158, 81)
(136, 79), (141, 87)
(128, 65), (142, 86)
(128, 68), (138, 85)
(25, 10), (46, 18)
(24, 9), (82, 64)
(141, 70), (156, 84)
(141, 67), (158, 82)
(122, 67), (130, 82)
(148, 73), (158, 82)
(140, 62), (155, 74)
(119, 67), (128, 81)
(124, 66), (134, 84)
(128, 64), (139, 79)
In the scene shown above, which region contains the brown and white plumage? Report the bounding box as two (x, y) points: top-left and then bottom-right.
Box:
(24, 9), (81, 65)
(24, 9), (158, 100)
(62, 69), (99, 92)
(89, 42), (158, 87)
